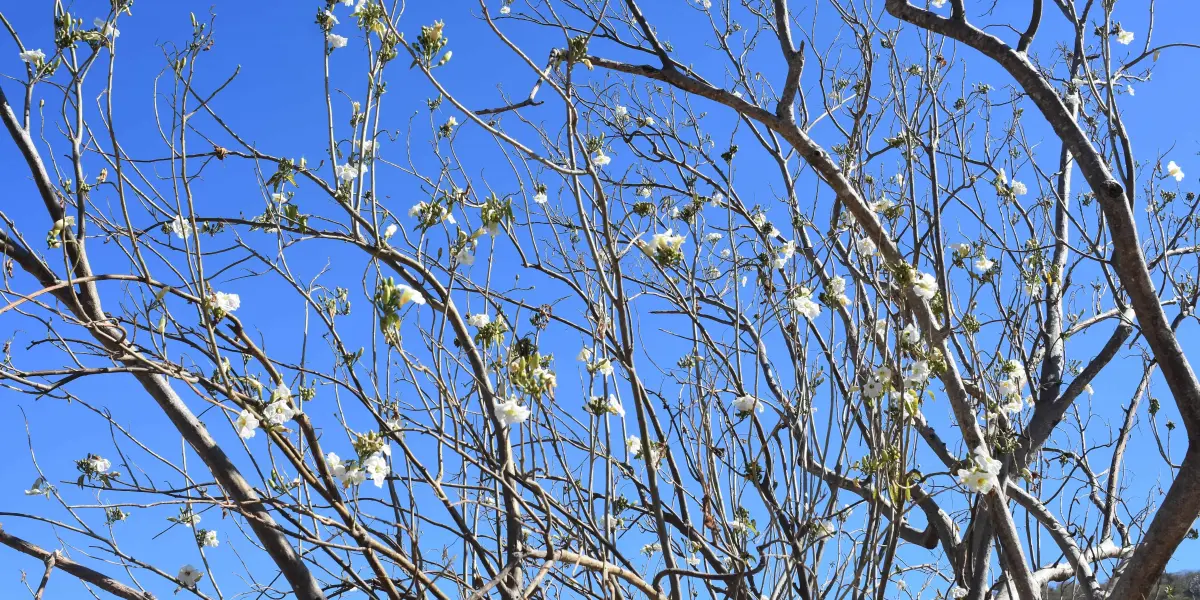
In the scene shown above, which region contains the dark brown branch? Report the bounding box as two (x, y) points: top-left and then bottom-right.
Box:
(0, 524), (155, 600)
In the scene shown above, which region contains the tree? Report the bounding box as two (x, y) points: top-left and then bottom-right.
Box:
(1, 0), (1198, 599)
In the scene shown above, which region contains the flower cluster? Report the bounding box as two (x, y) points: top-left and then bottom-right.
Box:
(75, 454), (119, 488)
(731, 394), (763, 417)
(642, 230), (686, 267)
(957, 447), (1002, 495)
(177, 564), (203, 589)
(585, 394), (625, 417)
(494, 396), (532, 426)
(508, 352), (557, 397)
(626, 435), (664, 463)
(374, 277), (426, 344)
(209, 291), (241, 318)
(409, 199), (457, 230)
(772, 240), (796, 268)
(327, 450), (390, 489)
(996, 360), (1026, 416)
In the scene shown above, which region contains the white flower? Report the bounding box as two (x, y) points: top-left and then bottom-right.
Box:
(605, 395), (625, 417)
(90, 456), (112, 473)
(170, 215), (191, 239)
(533, 192), (548, 204)
(326, 452), (347, 479)
(335, 163), (360, 181)
(931, 0), (947, 7)
(906, 360), (931, 387)
(592, 151), (611, 168)
(791, 288), (822, 320)
(732, 394), (763, 415)
(177, 565), (203, 588)
(871, 320), (886, 340)
(686, 556), (701, 567)
(710, 191), (725, 207)
(591, 394), (625, 417)
(863, 378), (885, 398)
(643, 116), (655, 126)
(1000, 395), (1025, 415)
(340, 467), (366, 487)
(396, 285), (426, 306)
(1127, 85), (1135, 96)
(893, 173), (905, 186)
(912, 271), (938, 300)
(626, 435), (642, 456)
(499, 5), (511, 14)
(1026, 279), (1044, 296)
(957, 447), (1002, 494)
(642, 542), (661, 555)
(1085, 383), (1094, 395)
(453, 244), (476, 266)
(698, 0), (712, 10)
(494, 397), (531, 427)
(592, 358), (615, 376)
(383, 223), (398, 238)
(901, 323), (921, 345)
(1011, 181), (1028, 196)
(1006, 360), (1025, 382)
(812, 520), (836, 540)
(19, 49), (45, 64)
(644, 229), (686, 259)
(614, 105), (628, 120)
(637, 186), (653, 198)
(950, 586), (968, 599)
(269, 383), (292, 403)
(235, 410), (260, 439)
(1116, 29), (1134, 45)
(467, 313), (490, 327)
(362, 452), (389, 487)
(94, 18), (119, 38)
(705, 232), (724, 244)
(974, 256), (994, 272)
(212, 291), (240, 313)
(329, 34), (349, 49)
(177, 509), (201, 527)
(578, 347), (593, 362)
(1167, 160), (1185, 182)
(773, 240), (796, 268)
(531, 366), (557, 390)
(827, 275), (851, 306)
(265, 399), (299, 425)
(856, 237), (877, 257)
(200, 529), (219, 547)
(323, 10), (340, 25)
(999, 378), (1020, 398)
(950, 242), (972, 257)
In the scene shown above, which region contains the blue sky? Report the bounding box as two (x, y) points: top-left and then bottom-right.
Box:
(2, 0), (1200, 598)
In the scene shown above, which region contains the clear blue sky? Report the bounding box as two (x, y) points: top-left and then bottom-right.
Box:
(1, 0), (1199, 597)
